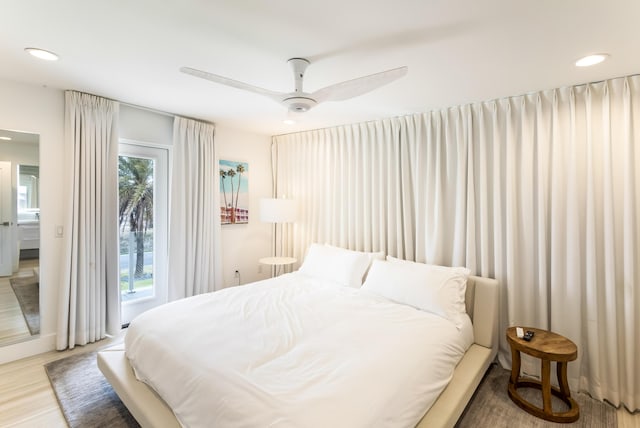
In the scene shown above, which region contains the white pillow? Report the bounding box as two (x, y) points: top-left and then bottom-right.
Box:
(363, 251), (385, 281)
(324, 243), (384, 280)
(298, 243), (371, 288)
(362, 258), (470, 328)
(386, 256), (470, 318)
(361, 249), (386, 265)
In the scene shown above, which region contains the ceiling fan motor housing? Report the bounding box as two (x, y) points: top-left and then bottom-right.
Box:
(283, 96), (317, 112)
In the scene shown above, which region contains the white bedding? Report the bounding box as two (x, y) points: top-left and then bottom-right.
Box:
(125, 272), (474, 428)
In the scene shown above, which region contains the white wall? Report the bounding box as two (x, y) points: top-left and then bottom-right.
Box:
(0, 79), (65, 363)
(216, 126), (272, 287)
(0, 140), (39, 163)
(0, 81), (273, 363)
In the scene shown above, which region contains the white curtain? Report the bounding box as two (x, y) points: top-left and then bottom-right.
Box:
(57, 91), (120, 350)
(273, 75), (640, 411)
(168, 116), (222, 300)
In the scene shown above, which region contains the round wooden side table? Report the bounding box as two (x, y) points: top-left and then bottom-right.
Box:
(506, 327), (579, 423)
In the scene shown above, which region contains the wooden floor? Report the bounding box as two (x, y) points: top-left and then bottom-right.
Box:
(0, 330), (637, 427)
(0, 259), (39, 347)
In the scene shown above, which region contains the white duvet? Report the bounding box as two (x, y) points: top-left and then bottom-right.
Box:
(125, 272), (473, 428)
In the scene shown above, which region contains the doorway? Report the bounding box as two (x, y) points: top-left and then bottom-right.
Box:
(118, 142), (168, 325)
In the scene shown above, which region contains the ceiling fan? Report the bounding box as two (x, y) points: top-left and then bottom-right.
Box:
(180, 58), (408, 113)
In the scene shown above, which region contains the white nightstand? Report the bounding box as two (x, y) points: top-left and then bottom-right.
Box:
(259, 257), (297, 266)
(259, 257), (297, 276)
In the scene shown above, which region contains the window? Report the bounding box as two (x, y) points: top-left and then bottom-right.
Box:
(119, 141), (169, 325)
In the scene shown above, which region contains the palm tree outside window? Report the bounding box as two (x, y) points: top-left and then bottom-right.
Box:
(119, 156), (154, 293)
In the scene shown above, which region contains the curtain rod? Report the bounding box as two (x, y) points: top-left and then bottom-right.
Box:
(66, 89), (216, 127)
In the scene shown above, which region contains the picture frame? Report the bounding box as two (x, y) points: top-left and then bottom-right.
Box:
(219, 159), (248, 224)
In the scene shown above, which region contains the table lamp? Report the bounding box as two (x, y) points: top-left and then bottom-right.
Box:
(259, 198), (296, 276)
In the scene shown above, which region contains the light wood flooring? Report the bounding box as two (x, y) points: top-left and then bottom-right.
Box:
(0, 259), (39, 347)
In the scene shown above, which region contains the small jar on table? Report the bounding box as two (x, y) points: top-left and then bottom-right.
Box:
(506, 327), (579, 423)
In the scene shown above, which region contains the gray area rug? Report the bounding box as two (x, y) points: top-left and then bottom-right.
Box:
(9, 275), (40, 335)
(457, 364), (617, 427)
(45, 351), (140, 428)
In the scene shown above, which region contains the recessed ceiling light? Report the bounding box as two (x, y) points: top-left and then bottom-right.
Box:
(283, 119), (296, 125)
(0, 136), (11, 141)
(25, 47), (59, 61)
(575, 53), (608, 67)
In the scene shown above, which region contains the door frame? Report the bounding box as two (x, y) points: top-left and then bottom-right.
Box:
(0, 161), (14, 276)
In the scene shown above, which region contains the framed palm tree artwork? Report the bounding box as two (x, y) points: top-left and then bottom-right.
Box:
(219, 159), (249, 224)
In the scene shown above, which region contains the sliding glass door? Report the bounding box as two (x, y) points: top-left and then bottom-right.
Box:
(119, 141), (168, 325)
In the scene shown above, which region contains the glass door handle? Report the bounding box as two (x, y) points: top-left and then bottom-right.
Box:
(1, 221), (11, 226)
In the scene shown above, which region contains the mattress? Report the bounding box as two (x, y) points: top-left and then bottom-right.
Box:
(125, 272), (474, 428)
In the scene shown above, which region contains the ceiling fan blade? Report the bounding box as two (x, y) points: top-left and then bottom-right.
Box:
(180, 67), (285, 104)
(311, 66), (408, 103)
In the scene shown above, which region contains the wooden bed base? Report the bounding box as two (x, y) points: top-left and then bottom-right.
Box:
(98, 276), (499, 428)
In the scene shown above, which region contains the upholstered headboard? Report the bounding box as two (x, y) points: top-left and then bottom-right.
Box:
(465, 276), (499, 356)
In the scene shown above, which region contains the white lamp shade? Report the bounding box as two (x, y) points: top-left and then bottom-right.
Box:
(260, 198), (296, 223)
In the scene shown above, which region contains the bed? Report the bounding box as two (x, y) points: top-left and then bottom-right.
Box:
(98, 253), (498, 428)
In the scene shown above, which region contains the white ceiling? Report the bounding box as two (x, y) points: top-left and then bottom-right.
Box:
(2, 0), (639, 136)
